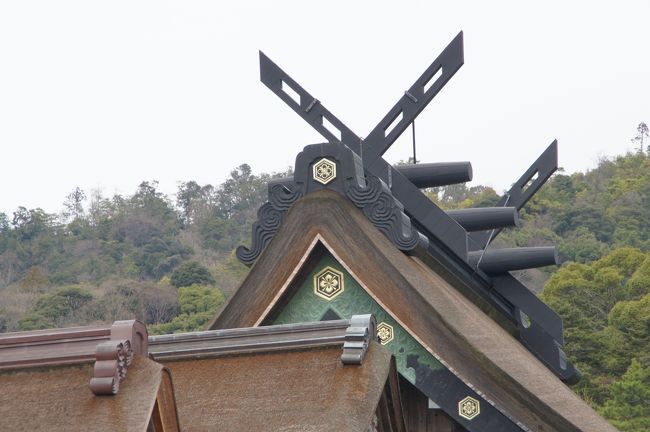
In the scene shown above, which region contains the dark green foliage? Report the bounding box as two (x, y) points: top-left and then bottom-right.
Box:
(171, 261), (215, 288)
(0, 213), (9, 233)
(199, 217), (239, 252)
(558, 227), (610, 263)
(0, 165), (289, 333)
(34, 286), (94, 319)
(599, 359), (650, 432)
(18, 286), (94, 330)
(18, 312), (54, 331)
(186, 164), (293, 253)
(541, 248), (650, 429)
(149, 285), (225, 334)
(0, 310), (7, 332)
(424, 184), (500, 210)
(0, 180), (192, 286)
(0, 165), (294, 290)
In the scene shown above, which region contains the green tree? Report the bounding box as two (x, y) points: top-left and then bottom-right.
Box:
(171, 261), (215, 288)
(17, 286), (94, 330)
(18, 312), (54, 331)
(541, 248), (650, 405)
(11, 207), (55, 241)
(176, 180), (204, 225)
(600, 359), (650, 431)
(33, 286), (94, 321)
(149, 285), (225, 334)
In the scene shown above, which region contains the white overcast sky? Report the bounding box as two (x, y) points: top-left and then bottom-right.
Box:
(1, 1), (648, 216)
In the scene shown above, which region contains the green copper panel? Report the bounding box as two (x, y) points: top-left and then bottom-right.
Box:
(273, 253), (444, 383)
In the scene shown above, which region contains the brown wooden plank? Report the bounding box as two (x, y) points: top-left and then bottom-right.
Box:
(155, 369), (181, 432)
(387, 358), (407, 432)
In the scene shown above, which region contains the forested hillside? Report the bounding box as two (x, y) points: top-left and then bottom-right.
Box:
(1, 148), (649, 430)
(0, 164), (290, 334)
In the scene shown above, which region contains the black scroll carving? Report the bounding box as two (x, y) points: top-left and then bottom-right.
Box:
(236, 184), (303, 266)
(346, 175), (425, 252)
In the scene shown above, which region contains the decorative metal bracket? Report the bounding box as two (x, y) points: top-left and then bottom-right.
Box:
(341, 314), (377, 365)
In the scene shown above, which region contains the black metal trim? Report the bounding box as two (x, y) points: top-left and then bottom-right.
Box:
(406, 354), (524, 431)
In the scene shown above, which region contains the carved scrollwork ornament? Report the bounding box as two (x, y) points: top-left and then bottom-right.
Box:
(90, 339), (134, 396)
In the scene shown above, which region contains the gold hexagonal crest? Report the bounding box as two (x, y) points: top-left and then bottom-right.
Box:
(313, 266), (344, 300)
(458, 396), (480, 420)
(376, 322), (394, 345)
(312, 158), (336, 185)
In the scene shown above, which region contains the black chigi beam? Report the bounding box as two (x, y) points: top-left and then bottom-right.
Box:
(259, 52), (363, 155)
(260, 33), (468, 259)
(257, 35), (578, 384)
(361, 33), (465, 157)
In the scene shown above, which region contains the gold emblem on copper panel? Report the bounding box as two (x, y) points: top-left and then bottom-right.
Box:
(314, 266), (344, 300)
(376, 322), (394, 345)
(312, 158), (336, 185)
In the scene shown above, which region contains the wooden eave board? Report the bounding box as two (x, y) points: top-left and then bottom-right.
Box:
(210, 190), (616, 432)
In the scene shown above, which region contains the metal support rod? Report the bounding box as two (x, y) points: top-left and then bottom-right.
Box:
(412, 120), (417, 164)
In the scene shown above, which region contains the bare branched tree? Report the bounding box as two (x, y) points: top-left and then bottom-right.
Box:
(631, 122), (649, 153)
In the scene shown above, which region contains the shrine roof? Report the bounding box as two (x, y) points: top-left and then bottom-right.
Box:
(0, 355), (174, 432)
(147, 315), (403, 431)
(157, 341), (394, 432)
(209, 189), (617, 432)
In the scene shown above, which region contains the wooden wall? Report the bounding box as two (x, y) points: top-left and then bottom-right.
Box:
(399, 377), (466, 432)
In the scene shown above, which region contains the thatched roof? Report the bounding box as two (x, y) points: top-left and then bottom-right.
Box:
(0, 356), (176, 432)
(161, 342), (395, 432)
(210, 189), (617, 432)
(149, 316), (404, 431)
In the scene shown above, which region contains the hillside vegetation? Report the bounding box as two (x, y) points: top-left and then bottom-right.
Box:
(0, 164), (289, 334)
(0, 148), (649, 430)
